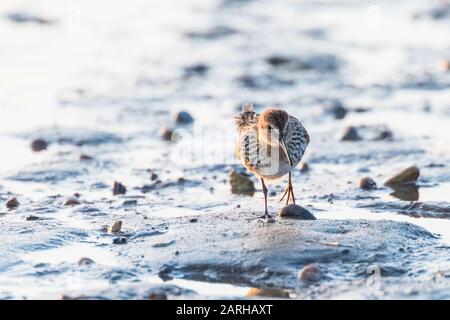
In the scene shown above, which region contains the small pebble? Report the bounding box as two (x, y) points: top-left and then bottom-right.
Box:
(374, 128), (394, 141)
(324, 99), (348, 119)
(339, 126), (362, 141)
(229, 170), (255, 196)
(173, 111), (194, 124)
(6, 197), (19, 209)
(113, 237), (127, 244)
(108, 221), (122, 234)
(113, 181), (127, 195)
(79, 154), (93, 161)
(298, 264), (322, 282)
(26, 215), (40, 221)
(148, 292), (168, 300)
(189, 218), (198, 223)
(31, 138), (48, 152)
(123, 200), (137, 206)
(279, 204), (316, 220)
(299, 162), (309, 173)
(184, 64), (209, 77)
(64, 196), (81, 206)
(266, 55), (292, 66)
(246, 288), (289, 298)
(359, 177), (377, 190)
(159, 127), (174, 141)
(78, 257), (95, 266)
(150, 173), (158, 181)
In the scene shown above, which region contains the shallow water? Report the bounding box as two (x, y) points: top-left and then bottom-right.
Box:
(1, 0), (450, 299)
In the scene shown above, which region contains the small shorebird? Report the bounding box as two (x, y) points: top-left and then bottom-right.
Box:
(235, 104), (310, 219)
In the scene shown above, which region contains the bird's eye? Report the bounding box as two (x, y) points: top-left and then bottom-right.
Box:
(267, 125), (272, 130)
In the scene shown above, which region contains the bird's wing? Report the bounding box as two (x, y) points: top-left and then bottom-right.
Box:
(287, 115), (310, 166)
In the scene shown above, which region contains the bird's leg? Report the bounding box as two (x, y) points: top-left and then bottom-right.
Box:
(288, 171), (296, 204)
(279, 185), (289, 203)
(280, 172), (296, 205)
(259, 178), (271, 219)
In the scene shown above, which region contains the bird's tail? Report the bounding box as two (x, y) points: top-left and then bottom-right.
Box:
(234, 103), (257, 128)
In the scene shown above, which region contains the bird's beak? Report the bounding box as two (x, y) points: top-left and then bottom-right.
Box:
(280, 139), (292, 166)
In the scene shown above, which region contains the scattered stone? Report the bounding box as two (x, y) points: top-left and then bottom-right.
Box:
(298, 264), (322, 283)
(353, 107), (371, 113)
(6, 197), (19, 209)
(79, 154), (93, 161)
(148, 292), (168, 300)
(160, 127), (174, 141)
(373, 127), (394, 141)
(123, 200), (137, 206)
(323, 99), (348, 119)
(359, 177), (377, 190)
(64, 196), (81, 206)
(339, 126), (362, 141)
(113, 181), (127, 195)
(150, 172), (159, 181)
(385, 166), (420, 187)
(108, 221), (122, 234)
(299, 162), (309, 173)
(246, 288), (289, 298)
(173, 111), (194, 124)
(31, 138), (48, 152)
(189, 218), (198, 223)
(184, 64), (209, 77)
(266, 54), (340, 71)
(113, 237), (127, 245)
(78, 257), (95, 266)
(279, 204), (316, 220)
(26, 215), (40, 221)
(266, 56), (292, 66)
(229, 170), (255, 196)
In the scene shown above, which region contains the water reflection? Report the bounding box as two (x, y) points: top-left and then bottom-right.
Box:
(389, 185), (419, 201)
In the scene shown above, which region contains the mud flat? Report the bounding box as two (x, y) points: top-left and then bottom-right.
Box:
(116, 211), (447, 299)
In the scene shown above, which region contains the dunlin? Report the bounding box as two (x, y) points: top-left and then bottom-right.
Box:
(235, 104), (310, 219)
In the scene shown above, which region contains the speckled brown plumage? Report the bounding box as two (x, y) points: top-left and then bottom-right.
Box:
(235, 103), (310, 219)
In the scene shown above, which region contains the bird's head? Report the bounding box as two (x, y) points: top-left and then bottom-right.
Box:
(258, 108), (292, 165)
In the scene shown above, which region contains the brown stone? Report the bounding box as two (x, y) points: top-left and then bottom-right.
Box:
(229, 170), (255, 196)
(108, 221), (122, 234)
(113, 181), (127, 195)
(6, 197), (19, 209)
(385, 166), (420, 186)
(246, 288), (289, 298)
(359, 177), (377, 190)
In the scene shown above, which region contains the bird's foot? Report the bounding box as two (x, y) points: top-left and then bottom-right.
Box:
(258, 213), (275, 223)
